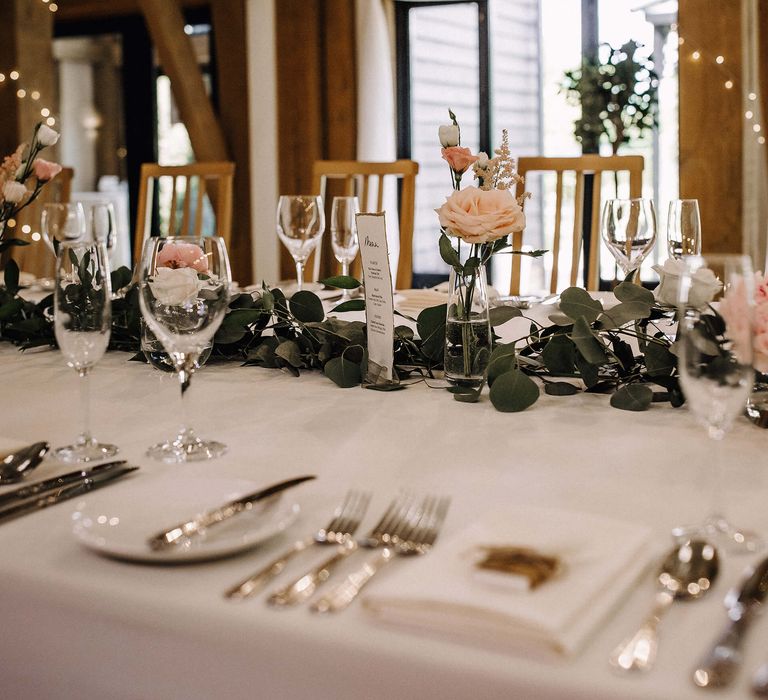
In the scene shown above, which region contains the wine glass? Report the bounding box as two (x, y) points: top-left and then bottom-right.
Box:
(667, 199), (701, 259)
(601, 199), (657, 278)
(138, 236), (231, 462)
(41, 202), (86, 255)
(276, 195), (325, 292)
(86, 201), (118, 259)
(53, 240), (118, 462)
(330, 196), (360, 301)
(675, 254), (761, 552)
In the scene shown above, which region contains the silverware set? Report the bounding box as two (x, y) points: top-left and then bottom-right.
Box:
(225, 490), (450, 612)
(611, 540), (768, 694)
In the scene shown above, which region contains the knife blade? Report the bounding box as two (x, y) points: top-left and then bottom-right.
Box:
(0, 460), (127, 508)
(147, 474), (316, 551)
(692, 555), (768, 688)
(0, 465), (139, 524)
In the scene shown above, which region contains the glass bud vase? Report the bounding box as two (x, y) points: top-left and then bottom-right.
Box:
(444, 263), (492, 389)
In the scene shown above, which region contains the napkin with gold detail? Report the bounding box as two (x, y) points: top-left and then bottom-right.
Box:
(363, 506), (652, 655)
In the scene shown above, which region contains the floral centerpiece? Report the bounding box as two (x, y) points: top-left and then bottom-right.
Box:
(0, 123), (61, 254)
(435, 110), (534, 390)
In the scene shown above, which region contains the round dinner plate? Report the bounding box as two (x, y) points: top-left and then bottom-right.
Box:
(71, 476), (300, 564)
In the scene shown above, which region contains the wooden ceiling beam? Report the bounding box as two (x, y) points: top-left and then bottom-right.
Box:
(57, 0), (209, 22)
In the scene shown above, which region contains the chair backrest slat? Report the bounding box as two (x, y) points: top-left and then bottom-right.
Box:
(132, 161), (235, 264)
(511, 155), (644, 294)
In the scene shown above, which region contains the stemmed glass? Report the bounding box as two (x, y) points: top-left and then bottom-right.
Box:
(601, 199), (657, 277)
(675, 254), (761, 552)
(330, 196), (360, 301)
(138, 236), (231, 462)
(86, 201), (118, 259)
(42, 203), (86, 255)
(53, 240), (118, 462)
(276, 195), (325, 292)
(667, 199), (701, 259)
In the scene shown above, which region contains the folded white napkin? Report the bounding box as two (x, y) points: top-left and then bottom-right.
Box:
(363, 506), (653, 655)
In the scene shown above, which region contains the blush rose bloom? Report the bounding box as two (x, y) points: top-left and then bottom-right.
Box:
(149, 266), (203, 306)
(156, 241), (209, 272)
(32, 158), (62, 182)
(436, 186), (526, 244)
(441, 146), (479, 175)
(720, 271), (768, 373)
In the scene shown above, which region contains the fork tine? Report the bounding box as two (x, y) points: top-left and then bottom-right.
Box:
(324, 490), (356, 533)
(333, 490), (371, 536)
(370, 493), (414, 538)
(401, 496), (437, 543)
(389, 495), (428, 542)
(418, 496), (450, 546)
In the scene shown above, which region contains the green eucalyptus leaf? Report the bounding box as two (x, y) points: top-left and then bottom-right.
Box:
(275, 339), (303, 367)
(438, 233), (461, 270)
(330, 299), (366, 313)
(644, 341), (677, 376)
(320, 275), (362, 289)
(487, 343), (516, 386)
(324, 356), (362, 388)
(541, 334), (575, 374)
(613, 280), (655, 305)
(365, 383), (406, 392)
(110, 266), (133, 292)
(570, 317), (608, 364)
(544, 381), (579, 396)
(395, 325), (414, 340)
(610, 384), (653, 411)
(575, 352), (599, 388)
(489, 369), (540, 412)
(290, 290), (325, 322)
(416, 303), (447, 361)
(0, 297), (23, 320)
(3, 259), (19, 295)
(488, 305), (522, 327)
(597, 301), (651, 329)
(559, 287), (603, 323)
(214, 324), (247, 344)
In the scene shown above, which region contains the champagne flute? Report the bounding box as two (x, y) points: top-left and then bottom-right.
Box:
(667, 199), (701, 259)
(41, 202), (86, 255)
(86, 201), (117, 258)
(138, 236), (231, 462)
(53, 240), (118, 462)
(675, 254), (761, 552)
(276, 195), (325, 292)
(330, 196), (360, 301)
(601, 199), (657, 278)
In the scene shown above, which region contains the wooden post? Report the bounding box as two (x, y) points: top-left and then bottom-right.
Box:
(679, 0), (743, 253)
(137, 0), (228, 163)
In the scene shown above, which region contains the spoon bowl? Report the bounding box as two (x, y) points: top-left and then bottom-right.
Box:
(0, 442), (50, 484)
(610, 540), (719, 672)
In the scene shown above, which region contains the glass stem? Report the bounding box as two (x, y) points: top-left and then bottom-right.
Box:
(78, 367), (93, 446)
(707, 429), (726, 522)
(341, 262), (350, 301)
(295, 261), (304, 291)
(176, 356), (196, 445)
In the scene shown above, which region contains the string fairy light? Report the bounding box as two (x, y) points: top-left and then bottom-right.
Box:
(677, 32), (764, 146)
(0, 67), (58, 128)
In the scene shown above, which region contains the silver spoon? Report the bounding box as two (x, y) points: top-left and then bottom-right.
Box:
(609, 540), (720, 672)
(0, 442), (50, 484)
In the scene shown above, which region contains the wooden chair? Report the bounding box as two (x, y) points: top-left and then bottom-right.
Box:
(10, 167), (74, 279)
(132, 161), (235, 264)
(510, 155), (644, 293)
(311, 160), (419, 290)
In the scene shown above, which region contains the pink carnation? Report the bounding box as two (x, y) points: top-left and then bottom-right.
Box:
(156, 242), (209, 273)
(436, 186), (525, 244)
(441, 146), (479, 175)
(32, 158), (62, 182)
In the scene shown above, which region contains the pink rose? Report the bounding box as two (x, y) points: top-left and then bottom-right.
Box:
(156, 241), (209, 272)
(441, 146), (479, 175)
(435, 186), (525, 244)
(32, 158), (62, 182)
(719, 272), (768, 371)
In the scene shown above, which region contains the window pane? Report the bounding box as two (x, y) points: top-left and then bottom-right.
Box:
(410, 2), (480, 276)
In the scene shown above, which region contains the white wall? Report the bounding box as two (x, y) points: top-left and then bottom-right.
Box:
(246, 0), (279, 284)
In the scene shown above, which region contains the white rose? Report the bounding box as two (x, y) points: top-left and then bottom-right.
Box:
(653, 258), (722, 308)
(438, 124), (460, 147)
(2, 180), (27, 204)
(36, 124), (60, 147)
(149, 267), (203, 306)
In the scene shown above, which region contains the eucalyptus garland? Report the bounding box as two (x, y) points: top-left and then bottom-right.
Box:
(0, 258), (691, 412)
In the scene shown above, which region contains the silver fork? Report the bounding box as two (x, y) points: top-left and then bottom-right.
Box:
(267, 491), (372, 606)
(310, 494), (450, 613)
(224, 490), (371, 600)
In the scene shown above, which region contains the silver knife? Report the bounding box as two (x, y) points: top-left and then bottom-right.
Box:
(692, 555), (768, 689)
(0, 465), (139, 523)
(0, 460), (127, 508)
(147, 475), (316, 551)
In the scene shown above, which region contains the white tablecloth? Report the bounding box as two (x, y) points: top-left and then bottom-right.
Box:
(1, 310), (768, 699)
